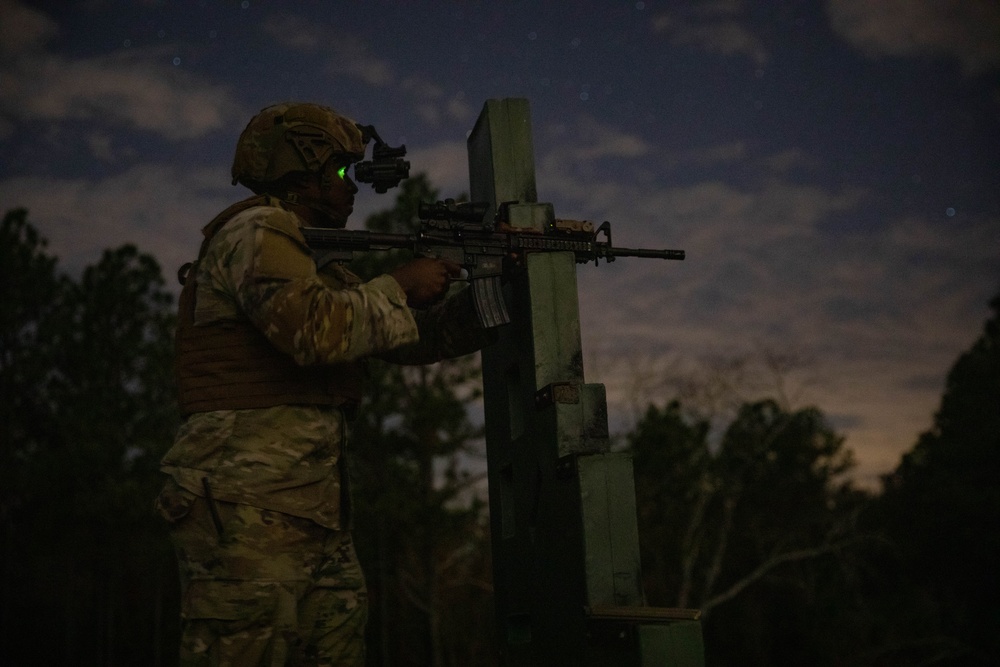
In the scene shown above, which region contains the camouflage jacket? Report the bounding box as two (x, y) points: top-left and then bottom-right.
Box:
(160, 201), (488, 529)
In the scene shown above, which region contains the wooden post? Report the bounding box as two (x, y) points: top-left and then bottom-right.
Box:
(468, 98), (704, 666)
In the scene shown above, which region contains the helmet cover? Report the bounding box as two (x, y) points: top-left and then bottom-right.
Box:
(231, 103), (367, 188)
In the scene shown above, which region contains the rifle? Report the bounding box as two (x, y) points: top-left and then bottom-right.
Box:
(301, 199), (684, 328)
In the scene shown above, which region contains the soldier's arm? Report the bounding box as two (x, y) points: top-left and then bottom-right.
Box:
(218, 207), (420, 366)
(378, 286), (496, 365)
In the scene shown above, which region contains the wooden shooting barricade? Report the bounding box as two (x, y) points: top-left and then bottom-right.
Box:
(468, 98), (704, 666)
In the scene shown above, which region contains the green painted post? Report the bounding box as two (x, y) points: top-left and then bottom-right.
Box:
(467, 99), (704, 666)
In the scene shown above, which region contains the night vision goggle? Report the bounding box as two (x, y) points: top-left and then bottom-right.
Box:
(354, 124), (410, 193)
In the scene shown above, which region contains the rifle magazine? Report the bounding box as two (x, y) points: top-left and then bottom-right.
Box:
(472, 276), (510, 329)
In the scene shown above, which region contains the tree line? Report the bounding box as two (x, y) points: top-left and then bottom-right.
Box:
(1, 183), (996, 665)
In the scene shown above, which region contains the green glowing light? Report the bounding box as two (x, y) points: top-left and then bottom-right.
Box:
(338, 166), (347, 180)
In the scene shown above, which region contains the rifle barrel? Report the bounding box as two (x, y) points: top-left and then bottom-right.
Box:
(610, 246), (686, 261)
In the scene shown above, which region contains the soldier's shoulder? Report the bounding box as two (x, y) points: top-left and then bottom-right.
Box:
(232, 202), (304, 237)
(211, 203), (305, 253)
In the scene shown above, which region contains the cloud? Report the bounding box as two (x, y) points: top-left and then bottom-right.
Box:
(84, 131), (128, 162)
(261, 14), (397, 87)
(0, 163), (234, 280)
(5, 51), (243, 140)
(262, 14), (399, 88)
(0, 1), (244, 147)
(826, 0), (1000, 75)
(538, 130), (754, 225)
(259, 13), (324, 52)
(574, 172), (995, 361)
(407, 140), (470, 195)
(0, 0), (57, 56)
(652, 0), (769, 66)
(757, 148), (820, 175)
(568, 116), (652, 161)
(261, 13), (474, 128)
(656, 141), (749, 172)
(534, 116), (654, 203)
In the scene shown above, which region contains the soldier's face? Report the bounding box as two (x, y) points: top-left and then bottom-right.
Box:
(323, 165), (358, 227)
(296, 161), (358, 227)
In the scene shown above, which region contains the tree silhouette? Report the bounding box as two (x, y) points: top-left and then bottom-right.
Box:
(0, 208), (179, 666)
(630, 397), (870, 665)
(879, 292), (1000, 665)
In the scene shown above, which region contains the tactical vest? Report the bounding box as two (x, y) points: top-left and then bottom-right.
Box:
(174, 196), (364, 416)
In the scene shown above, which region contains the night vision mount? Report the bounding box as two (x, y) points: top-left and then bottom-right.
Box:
(354, 124), (410, 193)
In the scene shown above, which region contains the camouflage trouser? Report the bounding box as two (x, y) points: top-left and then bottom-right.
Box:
(156, 479), (367, 666)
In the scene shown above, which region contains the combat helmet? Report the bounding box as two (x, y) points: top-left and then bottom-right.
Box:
(231, 103), (367, 191)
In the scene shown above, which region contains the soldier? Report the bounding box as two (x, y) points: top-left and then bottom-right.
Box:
(155, 102), (489, 666)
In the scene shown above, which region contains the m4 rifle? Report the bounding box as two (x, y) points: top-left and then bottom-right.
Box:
(301, 199), (684, 328)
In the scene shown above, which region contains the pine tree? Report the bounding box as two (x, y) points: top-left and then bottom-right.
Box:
(881, 293), (1000, 665)
(0, 208), (179, 666)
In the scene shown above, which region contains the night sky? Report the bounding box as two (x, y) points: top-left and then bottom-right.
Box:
(2, 0), (998, 487)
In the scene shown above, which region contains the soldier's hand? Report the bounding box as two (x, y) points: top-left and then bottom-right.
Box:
(390, 258), (462, 308)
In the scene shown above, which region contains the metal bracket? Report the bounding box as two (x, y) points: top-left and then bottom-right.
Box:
(535, 381), (580, 408)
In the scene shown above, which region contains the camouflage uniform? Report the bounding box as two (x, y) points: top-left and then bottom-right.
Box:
(157, 201), (486, 666)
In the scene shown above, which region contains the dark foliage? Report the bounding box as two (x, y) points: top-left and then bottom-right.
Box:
(1, 208), (180, 666)
(629, 398), (872, 666)
(874, 293), (1000, 665)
